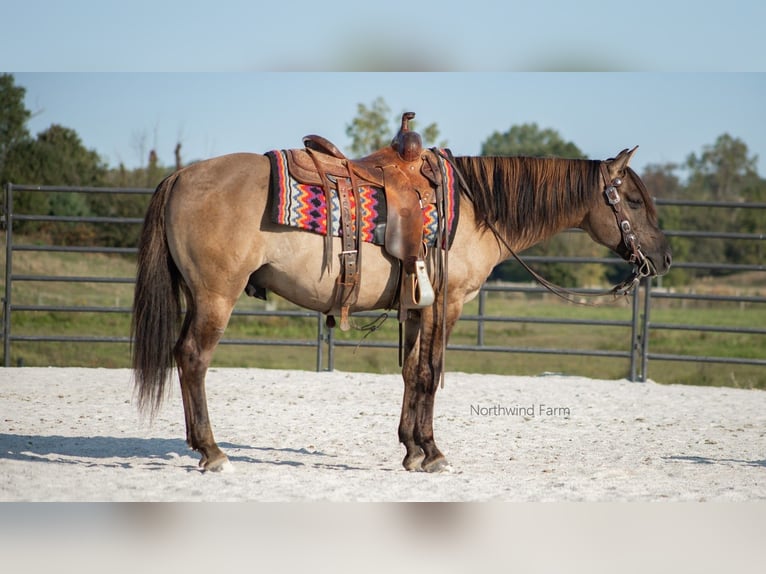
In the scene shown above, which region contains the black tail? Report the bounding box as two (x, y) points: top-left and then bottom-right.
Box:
(131, 173), (182, 415)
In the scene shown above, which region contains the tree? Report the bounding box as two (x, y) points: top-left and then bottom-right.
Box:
(0, 73), (31, 177)
(1, 76), (107, 242)
(481, 123), (586, 158)
(686, 133), (758, 202)
(4, 124), (108, 241)
(640, 163), (690, 285)
(92, 147), (174, 248)
(345, 97), (391, 156)
(3, 124), (107, 188)
(682, 134), (763, 278)
(637, 135), (765, 284)
(1, 73), (175, 248)
(737, 179), (766, 266)
(345, 96), (446, 156)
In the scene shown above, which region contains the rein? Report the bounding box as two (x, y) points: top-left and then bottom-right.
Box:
(447, 155), (655, 306)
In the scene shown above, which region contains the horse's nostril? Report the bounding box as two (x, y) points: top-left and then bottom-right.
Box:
(665, 253), (673, 268)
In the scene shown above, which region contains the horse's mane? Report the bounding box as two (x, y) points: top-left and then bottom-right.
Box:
(451, 155), (600, 243)
(450, 155), (656, 244)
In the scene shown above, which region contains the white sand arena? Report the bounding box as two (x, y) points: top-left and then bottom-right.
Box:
(1, 367), (765, 501)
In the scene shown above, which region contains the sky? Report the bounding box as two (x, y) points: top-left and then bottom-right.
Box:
(3, 1), (766, 72)
(3, 1), (766, 178)
(11, 73), (766, 179)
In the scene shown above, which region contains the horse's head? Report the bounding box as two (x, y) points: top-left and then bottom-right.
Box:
(581, 147), (672, 281)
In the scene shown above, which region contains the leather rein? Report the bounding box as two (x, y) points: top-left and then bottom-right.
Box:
(449, 156), (656, 305)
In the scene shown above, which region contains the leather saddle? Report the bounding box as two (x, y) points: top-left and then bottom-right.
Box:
(285, 112), (442, 330)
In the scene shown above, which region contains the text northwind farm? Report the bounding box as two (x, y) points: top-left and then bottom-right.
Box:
(470, 403), (571, 418)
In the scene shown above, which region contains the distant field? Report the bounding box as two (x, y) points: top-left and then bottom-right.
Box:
(2, 243), (765, 389)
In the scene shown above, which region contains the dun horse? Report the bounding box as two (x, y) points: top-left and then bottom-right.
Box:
(131, 124), (671, 473)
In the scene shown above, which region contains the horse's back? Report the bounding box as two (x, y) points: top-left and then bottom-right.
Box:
(169, 152), (270, 218)
(172, 152), (270, 198)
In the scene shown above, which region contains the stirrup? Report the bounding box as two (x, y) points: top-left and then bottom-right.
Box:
(402, 260), (435, 308)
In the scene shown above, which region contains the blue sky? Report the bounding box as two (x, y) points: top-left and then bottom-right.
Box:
(4, 2), (766, 178)
(3, 1), (765, 72)
(12, 73), (766, 179)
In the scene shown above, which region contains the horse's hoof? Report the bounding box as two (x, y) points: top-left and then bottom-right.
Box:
(201, 455), (234, 473)
(403, 451), (426, 471)
(422, 456), (451, 473)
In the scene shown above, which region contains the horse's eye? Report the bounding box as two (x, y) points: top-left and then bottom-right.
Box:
(626, 197), (643, 209)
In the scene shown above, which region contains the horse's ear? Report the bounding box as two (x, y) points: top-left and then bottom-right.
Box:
(608, 146), (639, 173)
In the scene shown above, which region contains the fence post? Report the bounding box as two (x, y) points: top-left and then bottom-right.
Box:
(477, 288), (486, 346)
(629, 284), (640, 381)
(316, 312), (324, 371)
(316, 312), (337, 372)
(327, 321), (335, 371)
(640, 276), (652, 382)
(2, 183), (13, 367)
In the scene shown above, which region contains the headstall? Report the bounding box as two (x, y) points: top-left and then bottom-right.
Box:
(599, 163), (655, 294)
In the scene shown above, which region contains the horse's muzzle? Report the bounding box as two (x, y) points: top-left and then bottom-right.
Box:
(649, 250), (673, 277)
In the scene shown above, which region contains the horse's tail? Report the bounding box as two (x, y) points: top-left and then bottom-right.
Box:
(131, 173), (182, 416)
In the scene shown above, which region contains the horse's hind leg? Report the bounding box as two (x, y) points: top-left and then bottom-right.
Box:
(174, 290), (236, 472)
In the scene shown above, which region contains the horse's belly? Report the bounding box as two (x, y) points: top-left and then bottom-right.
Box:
(251, 239), (400, 313)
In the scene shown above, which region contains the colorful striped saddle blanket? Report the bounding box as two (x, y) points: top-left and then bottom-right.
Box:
(266, 149), (460, 248)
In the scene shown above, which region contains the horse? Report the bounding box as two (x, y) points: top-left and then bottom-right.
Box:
(131, 145), (672, 473)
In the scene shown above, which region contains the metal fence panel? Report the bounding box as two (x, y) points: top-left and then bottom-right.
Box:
(2, 184), (764, 382)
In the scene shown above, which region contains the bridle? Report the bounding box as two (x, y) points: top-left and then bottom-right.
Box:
(598, 163), (656, 294)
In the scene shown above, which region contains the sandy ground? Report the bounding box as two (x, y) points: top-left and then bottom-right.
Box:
(1, 367), (765, 501)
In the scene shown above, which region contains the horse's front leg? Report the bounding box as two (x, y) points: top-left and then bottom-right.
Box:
(399, 311), (426, 471)
(413, 305), (450, 472)
(399, 299), (462, 472)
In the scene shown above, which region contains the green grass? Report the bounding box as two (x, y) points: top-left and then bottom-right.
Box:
(2, 242), (765, 389)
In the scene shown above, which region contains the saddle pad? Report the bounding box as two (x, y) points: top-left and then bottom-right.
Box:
(266, 149), (459, 248)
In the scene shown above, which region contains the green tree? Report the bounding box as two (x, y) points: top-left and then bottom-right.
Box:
(4, 124), (108, 241)
(683, 134), (762, 277)
(640, 163), (690, 285)
(93, 148), (176, 248)
(481, 123), (586, 158)
(345, 97), (445, 156)
(737, 179), (766, 266)
(0, 73), (31, 178)
(346, 97), (391, 156)
(686, 133), (758, 201)
(4, 124), (107, 188)
(641, 135), (765, 284)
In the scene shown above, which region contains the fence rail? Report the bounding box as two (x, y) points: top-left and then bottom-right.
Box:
(2, 183), (764, 383)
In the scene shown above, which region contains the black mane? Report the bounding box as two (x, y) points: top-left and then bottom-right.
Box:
(451, 155), (602, 244)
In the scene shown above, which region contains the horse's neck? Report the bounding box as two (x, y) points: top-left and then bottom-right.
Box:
(455, 191), (590, 278)
(454, 155), (596, 256)
(490, 190), (587, 255)
(514, 209), (584, 253)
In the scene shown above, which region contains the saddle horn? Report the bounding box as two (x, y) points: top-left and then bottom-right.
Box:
(391, 112), (422, 162)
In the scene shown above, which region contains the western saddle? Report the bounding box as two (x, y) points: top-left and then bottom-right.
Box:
(285, 112), (448, 331)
